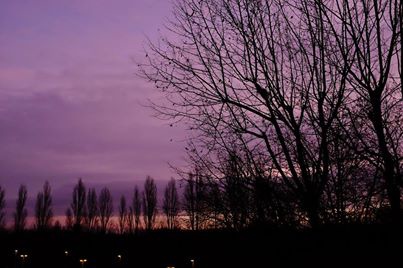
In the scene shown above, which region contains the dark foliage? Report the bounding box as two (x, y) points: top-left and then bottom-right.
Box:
(143, 176), (157, 230)
(99, 187), (113, 233)
(0, 186), (5, 229)
(35, 181), (53, 230)
(71, 179), (87, 230)
(14, 185), (28, 231)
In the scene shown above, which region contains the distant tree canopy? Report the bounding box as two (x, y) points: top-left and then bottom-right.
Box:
(14, 185), (28, 231)
(118, 195), (128, 234)
(65, 208), (73, 230)
(132, 186), (142, 231)
(163, 178), (180, 229)
(143, 176), (158, 230)
(99, 187), (113, 233)
(141, 0), (403, 227)
(183, 171), (208, 230)
(35, 181), (53, 230)
(0, 186), (5, 229)
(71, 179), (87, 229)
(86, 188), (98, 231)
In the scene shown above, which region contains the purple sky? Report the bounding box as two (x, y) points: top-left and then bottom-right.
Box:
(0, 0), (186, 214)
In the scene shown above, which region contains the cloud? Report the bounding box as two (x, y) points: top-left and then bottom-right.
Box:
(0, 0), (188, 218)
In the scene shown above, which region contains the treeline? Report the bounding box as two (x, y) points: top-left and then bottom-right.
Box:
(0, 177), (185, 232)
(173, 144), (401, 230)
(1, 159), (399, 234)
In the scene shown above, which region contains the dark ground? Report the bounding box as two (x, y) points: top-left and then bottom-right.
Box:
(0, 225), (402, 268)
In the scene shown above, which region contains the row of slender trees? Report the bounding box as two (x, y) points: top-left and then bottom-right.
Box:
(1, 159), (401, 233)
(0, 177), (187, 232)
(68, 176), (181, 232)
(0, 183), (56, 231)
(141, 0), (403, 227)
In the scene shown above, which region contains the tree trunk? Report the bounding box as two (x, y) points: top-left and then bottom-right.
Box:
(370, 93), (401, 224)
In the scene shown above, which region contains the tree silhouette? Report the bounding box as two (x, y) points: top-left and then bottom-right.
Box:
(143, 176), (157, 230)
(183, 172), (207, 230)
(320, 0), (402, 223)
(163, 178), (180, 229)
(118, 195), (128, 234)
(132, 186), (142, 232)
(0, 186), (5, 229)
(71, 179), (87, 229)
(222, 153), (251, 230)
(35, 181), (53, 230)
(182, 139), (298, 229)
(184, 174), (197, 230)
(65, 208), (73, 230)
(127, 206), (135, 233)
(0, 186), (6, 230)
(86, 188), (98, 231)
(99, 187), (113, 233)
(141, 0), (402, 227)
(14, 185), (28, 231)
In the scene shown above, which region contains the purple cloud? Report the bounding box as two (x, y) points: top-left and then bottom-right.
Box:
(0, 0), (187, 217)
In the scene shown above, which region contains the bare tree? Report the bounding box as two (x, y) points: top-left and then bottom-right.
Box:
(71, 178), (87, 229)
(118, 195), (128, 234)
(86, 188), (98, 231)
(139, 0), (403, 228)
(221, 153), (251, 229)
(65, 208), (73, 230)
(14, 185), (28, 231)
(183, 171), (208, 230)
(163, 178), (180, 229)
(99, 187), (113, 232)
(0, 186), (5, 229)
(183, 174), (197, 230)
(319, 0), (402, 223)
(127, 206), (135, 234)
(132, 186), (142, 231)
(182, 136), (298, 228)
(143, 176), (157, 230)
(140, 0), (354, 227)
(35, 181), (53, 230)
